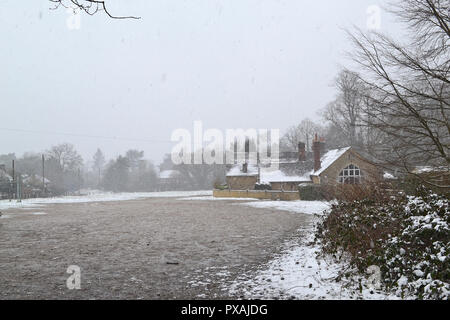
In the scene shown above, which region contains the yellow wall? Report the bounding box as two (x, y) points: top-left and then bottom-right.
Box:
(270, 182), (302, 191)
(213, 189), (300, 201)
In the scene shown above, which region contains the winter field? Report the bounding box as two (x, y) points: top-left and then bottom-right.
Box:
(1, 191), (398, 299)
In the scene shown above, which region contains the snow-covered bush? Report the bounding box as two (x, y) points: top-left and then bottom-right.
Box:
(315, 187), (449, 299)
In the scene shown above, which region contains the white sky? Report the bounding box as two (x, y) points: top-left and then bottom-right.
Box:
(0, 0), (403, 165)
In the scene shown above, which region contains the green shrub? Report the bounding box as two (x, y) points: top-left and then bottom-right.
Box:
(298, 184), (326, 200)
(214, 182), (228, 190)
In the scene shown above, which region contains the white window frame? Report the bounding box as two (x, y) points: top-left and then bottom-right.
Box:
(338, 164), (362, 184)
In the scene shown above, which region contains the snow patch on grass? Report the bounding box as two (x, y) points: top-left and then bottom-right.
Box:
(179, 196), (259, 201)
(236, 200), (331, 215)
(0, 190), (212, 210)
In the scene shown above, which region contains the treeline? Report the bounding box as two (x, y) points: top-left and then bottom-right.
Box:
(0, 144), (84, 195)
(0, 144), (161, 195)
(0, 144), (227, 195)
(100, 150), (158, 192)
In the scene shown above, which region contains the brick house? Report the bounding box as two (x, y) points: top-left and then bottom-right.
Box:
(226, 163), (259, 190)
(225, 137), (381, 191)
(158, 169), (183, 191)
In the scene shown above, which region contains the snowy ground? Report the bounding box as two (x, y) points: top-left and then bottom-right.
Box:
(227, 231), (399, 300)
(179, 196), (259, 201)
(0, 190), (212, 211)
(180, 196), (331, 215)
(236, 200), (331, 215)
(180, 196), (396, 299)
(0, 190), (400, 299)
(0, 195), (310, 299)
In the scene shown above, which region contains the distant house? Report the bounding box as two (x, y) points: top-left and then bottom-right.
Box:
(259, 169), (311, 192)
(226, 163), (259, 190)
(22, 174), (51, 189)
(158, 169), (183, 191)
(0, 164), (13, 199)
(0, 164), (13, 183)
(226, 137), (381, 191)
(0, 165), (13, 199)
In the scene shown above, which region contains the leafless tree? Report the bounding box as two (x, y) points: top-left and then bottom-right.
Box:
(46, 143), (83, 172)
(348, 0), (449, 188)
(46, 143), (84, 193)
(281, 119), (323, 152)
(49, 0), (140, 19)
(323, 70), (368, 149)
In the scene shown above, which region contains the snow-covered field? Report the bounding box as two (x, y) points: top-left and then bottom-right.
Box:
(0, 190), (212, 210)
(0, 190), (405, 299)
(182, 196), (382, 298)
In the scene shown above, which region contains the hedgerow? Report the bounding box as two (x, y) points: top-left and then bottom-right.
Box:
(315, 186), (449, 299)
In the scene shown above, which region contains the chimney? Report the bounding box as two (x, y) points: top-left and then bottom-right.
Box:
(313, 134), (321, 172)
(242, 162), (248, 173)
(244, 138), (250, 162)
(298, 142), (306, 161)
(319, 136), (326, 155)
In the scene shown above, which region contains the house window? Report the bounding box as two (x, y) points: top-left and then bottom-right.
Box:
(338, 164), (362, 184)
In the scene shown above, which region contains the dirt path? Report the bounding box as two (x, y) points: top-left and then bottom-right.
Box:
(0, 197), (313, 299)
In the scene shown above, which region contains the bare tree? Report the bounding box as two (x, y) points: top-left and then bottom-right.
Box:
(46, 143), (83, 193)
(323, 69), (387, 153)
(46, 143), (83, 172)
(281, 119), (323, 152)
(348, 0), (449, 188)
(323, 70), (368, 148)
(49, 0), (140, 19)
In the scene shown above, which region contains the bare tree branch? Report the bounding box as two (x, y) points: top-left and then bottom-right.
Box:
(49, 0), (141, 19)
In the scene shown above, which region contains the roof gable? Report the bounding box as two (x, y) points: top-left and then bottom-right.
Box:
(312, 147), (351, 176)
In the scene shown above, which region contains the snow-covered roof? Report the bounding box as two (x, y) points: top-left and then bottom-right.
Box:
(260, 169), (312, 183)
(22, 174), (51, 184)
(0, 171), (12, 181)
(226, 164), (259, 177)
(226, 147), (353, 181)
(312, 147), (351, 176)
(159, 170), (181, 179)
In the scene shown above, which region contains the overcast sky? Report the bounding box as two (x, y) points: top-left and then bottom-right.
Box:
(0, 0), (403, 166)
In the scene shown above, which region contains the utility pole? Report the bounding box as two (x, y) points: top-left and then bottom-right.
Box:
(42, 154), (45, 196)
(12, 159), (15, 200)
(16, 175), (21, 203)
(78, 168), (81, 195)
